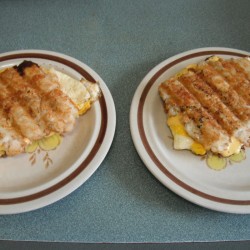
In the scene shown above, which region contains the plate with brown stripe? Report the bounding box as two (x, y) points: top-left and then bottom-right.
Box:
(130, 47), (250, 214)
(0, 50), (116, 214)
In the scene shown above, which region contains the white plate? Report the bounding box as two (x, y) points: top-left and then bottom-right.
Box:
(0, 50), (116, 214)
(130, 47), (250, 214)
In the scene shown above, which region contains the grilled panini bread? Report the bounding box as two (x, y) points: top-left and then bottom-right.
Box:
(0, 61), (100, 157)
(159, 56), (250, 157)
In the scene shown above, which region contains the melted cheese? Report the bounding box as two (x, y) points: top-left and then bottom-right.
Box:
(167, 115), (242, 157)
(218, 136), (242, 157)
(167, 115), (206, 155)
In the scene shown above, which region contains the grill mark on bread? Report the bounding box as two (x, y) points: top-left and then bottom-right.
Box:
(160, 79), (225, 149)
(198, 62), (250, 122)
(206, 58), (250, 105)
(178, 71), (241, 135)
(20, 63), (78, 133)
(0, 83), (29, 155)
(40, 89), (78, 133)
(234, 58), (250, 80)
(0, 68), (47, 136)
(0, 77), (44, 141)
(22, 63), (60, 92)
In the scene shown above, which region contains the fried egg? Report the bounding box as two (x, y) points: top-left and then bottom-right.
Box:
(167, 114), (242, 157)
(48, 68), (100, 115)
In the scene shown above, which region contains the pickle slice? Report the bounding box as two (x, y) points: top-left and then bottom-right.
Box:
(0, 144), (5, 156)
(25, 141), (38, 153)
(206, 154), (227, 170)
(38, 134), (62, 151)
(229, 150), (246, 163)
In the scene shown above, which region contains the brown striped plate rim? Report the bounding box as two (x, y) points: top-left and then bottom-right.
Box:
(0, 50), (116, 214)
(131, 47), (250, 213)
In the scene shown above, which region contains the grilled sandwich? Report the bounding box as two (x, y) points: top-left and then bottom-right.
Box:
(0, 61), (100, 157)
(159, 56), (250, 157)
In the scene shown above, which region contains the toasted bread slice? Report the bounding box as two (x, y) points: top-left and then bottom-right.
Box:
(159, 56), (250, 156)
